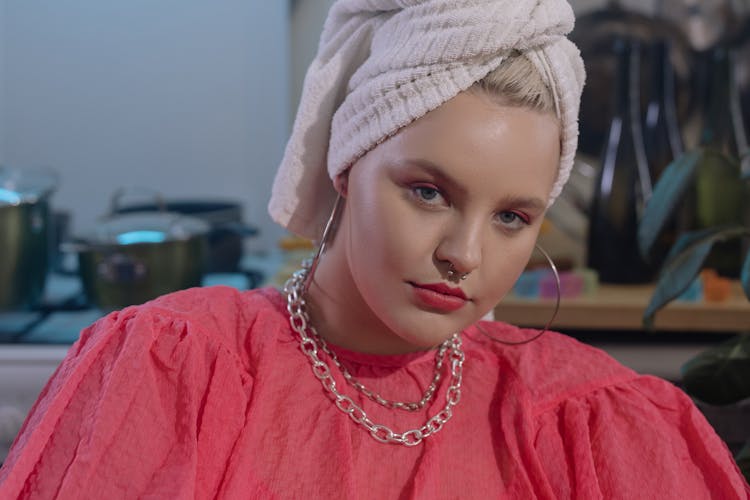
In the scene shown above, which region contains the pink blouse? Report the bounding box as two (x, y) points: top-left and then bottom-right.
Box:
(0, 286), (747, 499)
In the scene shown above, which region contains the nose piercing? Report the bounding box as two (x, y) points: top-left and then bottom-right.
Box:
(448, 264), (469, 280)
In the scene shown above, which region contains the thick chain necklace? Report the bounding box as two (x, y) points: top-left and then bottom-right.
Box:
(316, 319), (451, 412)
(283, 266), (465, 446)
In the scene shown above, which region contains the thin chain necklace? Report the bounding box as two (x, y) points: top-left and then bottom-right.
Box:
(314, 320), (452, 412)
(283, 266), (465, 447)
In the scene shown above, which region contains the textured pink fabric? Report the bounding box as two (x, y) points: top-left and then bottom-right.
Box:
(0, 286), (747, 499)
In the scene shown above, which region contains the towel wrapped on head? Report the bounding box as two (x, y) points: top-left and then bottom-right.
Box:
(269, 0), (586, 240)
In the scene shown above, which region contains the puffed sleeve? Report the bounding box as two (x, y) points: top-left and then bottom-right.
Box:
(533, 375), (750, 499)
(0, 294), (254, 499)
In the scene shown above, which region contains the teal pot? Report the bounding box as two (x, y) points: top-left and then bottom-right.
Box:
(67, 212), (210, 311)
(107, 187), (258, 272)
(0, 167), (57, 311)
(114, 199), (258, 273)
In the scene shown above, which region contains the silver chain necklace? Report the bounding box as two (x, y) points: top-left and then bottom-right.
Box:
(315, 319), (451, 412)
(283, 266), (465, 447)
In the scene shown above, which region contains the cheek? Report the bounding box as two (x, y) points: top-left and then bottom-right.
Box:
(347, 183), (436, 273)
(477, 236), (537, 304)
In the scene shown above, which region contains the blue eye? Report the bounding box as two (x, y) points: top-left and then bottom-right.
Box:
(409, 185), (447, 208)
(498, 212), (518, 224)
(410, 185), (448, 208)
(496, 211), (530, 230)
(415, 186), (440, 201)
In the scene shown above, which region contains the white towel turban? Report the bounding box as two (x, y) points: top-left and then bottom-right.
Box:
(269, 0), (586, 240)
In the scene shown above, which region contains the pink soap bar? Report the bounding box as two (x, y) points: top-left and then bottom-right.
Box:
(540, 271), (584, 299)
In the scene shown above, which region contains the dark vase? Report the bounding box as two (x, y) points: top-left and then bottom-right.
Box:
(642, 39), (687, 267)
(694, 46), (747, 278)
(643, 39), (684, 179)
(587, 38), (655, 284)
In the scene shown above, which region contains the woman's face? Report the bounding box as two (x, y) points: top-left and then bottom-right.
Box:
(323, 91), (560, 352)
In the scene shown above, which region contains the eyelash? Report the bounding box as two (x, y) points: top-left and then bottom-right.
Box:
(408, 184), (532, 230)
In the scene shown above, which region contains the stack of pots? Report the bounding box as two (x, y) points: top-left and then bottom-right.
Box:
(109, 188), (258, 273)
(66, 188), (260, 311)
(1, 176), (261, 312)
(68, 210), (211, 311)
(0, 167), (57, 311)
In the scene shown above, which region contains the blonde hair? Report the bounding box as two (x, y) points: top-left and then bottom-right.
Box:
(472, 52), (556, 114)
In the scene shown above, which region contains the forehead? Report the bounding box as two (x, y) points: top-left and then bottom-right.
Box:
(372, 92), (561, 202)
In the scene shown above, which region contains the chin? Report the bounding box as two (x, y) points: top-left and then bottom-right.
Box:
(361, 281), (483, 349)
(389, 308), (473, 349)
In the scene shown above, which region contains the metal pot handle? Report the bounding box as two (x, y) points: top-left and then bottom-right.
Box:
(108, 186), (167, 216)
(97, 253), (148, 284)
(0, 165), (60, 201)
(56, 241), (89, 276)
(215, 221), (259, 238)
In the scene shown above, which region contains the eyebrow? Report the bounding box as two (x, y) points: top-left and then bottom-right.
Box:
(398, 157), (548, 212)
(399, 157), (466, 195)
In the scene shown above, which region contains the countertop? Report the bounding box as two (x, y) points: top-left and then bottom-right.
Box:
(495, 282), (750, 333)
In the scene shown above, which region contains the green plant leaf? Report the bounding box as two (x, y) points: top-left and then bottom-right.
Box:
(662, 225), (750, 263)
(681, 334), (750, 405)
(638, 150), (703, 259)
(695, 150), (745, 227)
(741, 150), (750, 180)
(643, 226), (750, 329)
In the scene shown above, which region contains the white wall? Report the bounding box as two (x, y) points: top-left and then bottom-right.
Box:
(0, 0), (6, 163)
(2, 1), (289, 252)
(289, 0), (335, 124)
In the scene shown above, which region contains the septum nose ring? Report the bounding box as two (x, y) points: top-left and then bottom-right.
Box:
(447, 264), (469, 281)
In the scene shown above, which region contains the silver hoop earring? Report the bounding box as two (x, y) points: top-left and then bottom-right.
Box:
(447, 264), (469, 281)
(303, 192), (345, 294)
(477, 244), (560, 346)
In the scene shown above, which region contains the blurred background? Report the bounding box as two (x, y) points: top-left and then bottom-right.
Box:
(0, 0), (290, 252)
(1, 0), (748, 258)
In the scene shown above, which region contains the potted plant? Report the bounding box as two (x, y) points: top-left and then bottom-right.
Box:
(638, 142), (750, 480)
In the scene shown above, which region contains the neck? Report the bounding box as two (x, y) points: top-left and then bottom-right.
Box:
(304, 250), (437, 356)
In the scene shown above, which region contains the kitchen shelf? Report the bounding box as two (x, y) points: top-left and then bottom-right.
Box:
(494, 282), (750, 332)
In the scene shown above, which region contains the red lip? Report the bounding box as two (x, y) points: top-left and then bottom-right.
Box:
(413, 282), (468, 299)
(410, 282), (468, 313)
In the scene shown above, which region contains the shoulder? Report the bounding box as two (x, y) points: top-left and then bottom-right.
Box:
(464, 321), (638, 411)
(0, 288), (286, 497)
(137, 285), (287, 330)
(464, 323), (750, 493)
(76, 286), (290, 374)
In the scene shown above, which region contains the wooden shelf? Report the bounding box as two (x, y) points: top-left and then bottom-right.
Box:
(494, 282), (750, 332)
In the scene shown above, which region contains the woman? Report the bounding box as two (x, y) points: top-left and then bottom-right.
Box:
(1, 0), (748, 498)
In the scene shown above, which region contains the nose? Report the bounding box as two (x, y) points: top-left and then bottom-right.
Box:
(434, 215), (484, 277)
